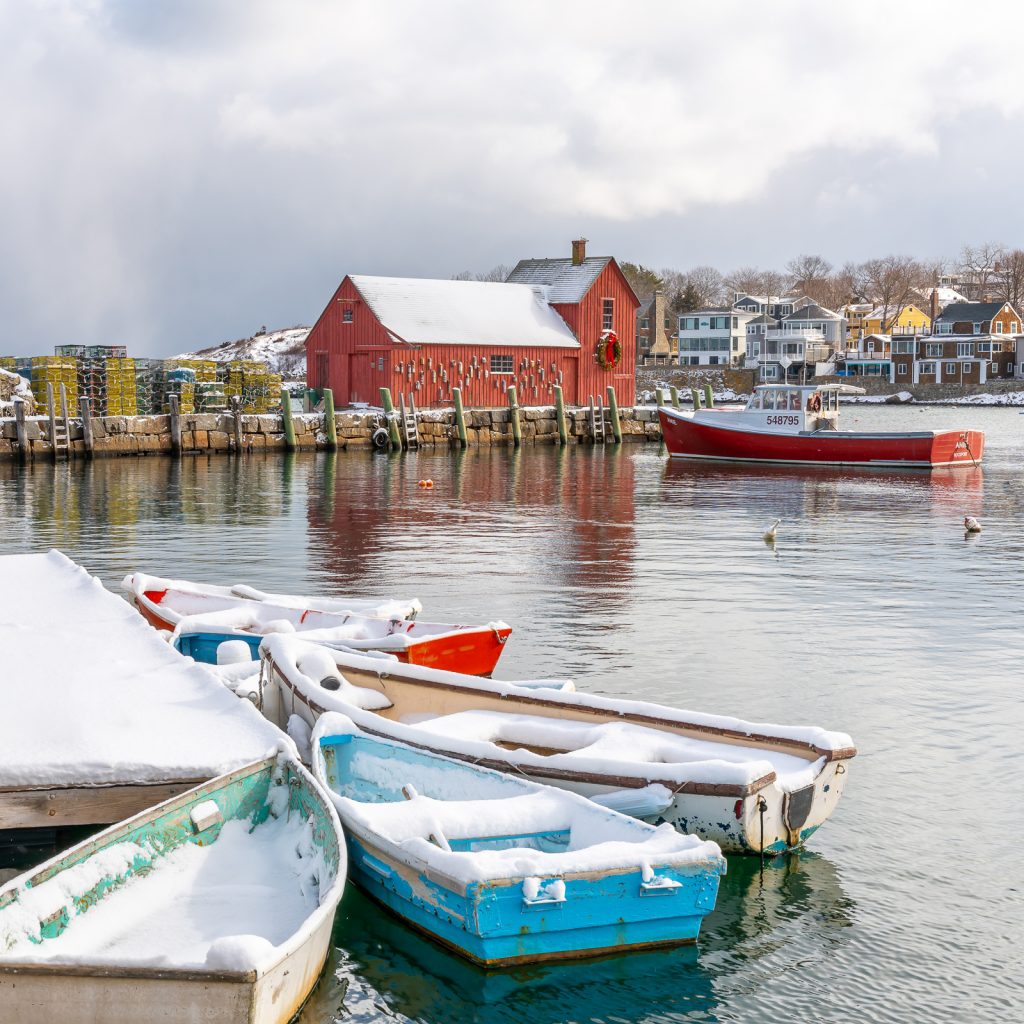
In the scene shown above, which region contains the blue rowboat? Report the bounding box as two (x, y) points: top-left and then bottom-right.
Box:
(312, 713), (725, 967)
(0, 748), (346, 1024)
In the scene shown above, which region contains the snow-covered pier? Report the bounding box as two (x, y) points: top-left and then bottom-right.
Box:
(0, 551), (282, 832)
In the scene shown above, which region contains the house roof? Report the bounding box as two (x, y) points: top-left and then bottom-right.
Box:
(636, 295), (656, 317)
(349, 275), (580, 349)
(935, 301), (1005, 322)
(784, 302), (842, 321)
(865, 304), (926, 321)
(506, 257), (613, 303)
(734, 293), (807, 306)
(745, 313), (778, 326)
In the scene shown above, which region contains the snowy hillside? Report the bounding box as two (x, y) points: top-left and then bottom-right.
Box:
(176, 326), (309, 377)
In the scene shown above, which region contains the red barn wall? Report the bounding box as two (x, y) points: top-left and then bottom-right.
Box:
(306, 265), (639, 408)
(552, 261), (638, 407)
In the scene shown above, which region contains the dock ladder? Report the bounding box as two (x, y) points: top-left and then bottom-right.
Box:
(589, 394), (607, 444)
(398, 392), (419, 450)
(46, 382), (72, 460)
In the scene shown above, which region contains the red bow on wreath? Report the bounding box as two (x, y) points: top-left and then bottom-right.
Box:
(597, 330), (621, 369)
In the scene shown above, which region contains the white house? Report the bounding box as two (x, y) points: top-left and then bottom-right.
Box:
(677, 309), (756, 366)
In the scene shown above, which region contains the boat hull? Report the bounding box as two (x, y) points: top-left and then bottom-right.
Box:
(131, 585), (510, 677)
(659, 409), (985, 468)
(0, 757), (346, 1024)
(347, 832), (718, 966)
(268, 646), (855, 856)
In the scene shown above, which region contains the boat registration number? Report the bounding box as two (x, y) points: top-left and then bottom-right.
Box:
(766, 415), (800, 426)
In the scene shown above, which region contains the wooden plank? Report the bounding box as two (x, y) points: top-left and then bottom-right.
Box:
(14, 398), (28, 463)
(0, 780), (207, 829)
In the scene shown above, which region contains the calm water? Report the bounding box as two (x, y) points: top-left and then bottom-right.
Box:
(1, 405), (1021, 1023)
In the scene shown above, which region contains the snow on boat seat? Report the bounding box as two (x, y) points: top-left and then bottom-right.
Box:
(412, 710), (824, 792)
(295, 646), (393, 711)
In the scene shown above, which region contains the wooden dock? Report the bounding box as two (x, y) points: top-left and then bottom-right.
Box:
(0, 551), (282, 831)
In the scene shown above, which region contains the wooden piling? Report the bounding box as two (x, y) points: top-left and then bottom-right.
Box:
(230, 395), (243, 453)
(703, 384), (714, 408)
(656, 387), (664, 409)
(507, 386), (521, 447)
(281, 388), (296, 451)
(60, 384), (71, 458)
(14, 399), (28, 464)
(168, 394), (181, 455)
(408, 392), (419, 450)
(323, 388), (337, 450)
(554, 385), (568, 445)
(606, 385), (622, 443)
(690, 387), (702, 409)
(398, 393), (410, 451)
(80, 397), (94, 457)
(379, 388), (402, 450)
(670, 385), (680, 409)
(452, 387), (468, 448)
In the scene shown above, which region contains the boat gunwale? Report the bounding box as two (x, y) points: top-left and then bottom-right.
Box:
(267, 654), (854, 762)
(270, 655), (853, 798)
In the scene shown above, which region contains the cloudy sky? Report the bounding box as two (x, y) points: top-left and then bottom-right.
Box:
(4, 0), (1024, 356)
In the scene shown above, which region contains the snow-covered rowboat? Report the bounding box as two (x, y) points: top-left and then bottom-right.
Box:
(659, 383), (985, 468)
(0, 747), (346, 1024)
(312, 714), (724, 965)
(123, 572), (512, 676)
(262, 637), (856, 856)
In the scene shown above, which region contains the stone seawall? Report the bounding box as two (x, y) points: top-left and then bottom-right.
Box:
(0, 406), (665, 460)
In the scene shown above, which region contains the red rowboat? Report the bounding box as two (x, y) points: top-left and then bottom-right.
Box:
(122, 573), (512, 677)
(659, 384), (984, 469)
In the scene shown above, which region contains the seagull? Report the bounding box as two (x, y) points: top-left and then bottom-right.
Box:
(763, 519), (782, 543)
(964, 516), (982, 533)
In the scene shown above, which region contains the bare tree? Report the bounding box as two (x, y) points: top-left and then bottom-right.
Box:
(958, 242), (1006, 301)
(859, 255), (928, 331)
(996, 249), (1024, 312)
(786, 254), (833, 298)
(816, 262), (862, 312)
(724, 266), (787, 302)
(684, 265), (726, 308)
(450, 264), (513, 283)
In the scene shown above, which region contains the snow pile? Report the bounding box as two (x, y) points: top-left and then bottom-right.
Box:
(945, 390), (1024, 406)
(175, 326), (310, 378)
(0, 551), (281, 789)
(0, 367), (33, 416)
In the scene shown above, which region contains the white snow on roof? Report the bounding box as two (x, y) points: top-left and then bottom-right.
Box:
(0, 551), (282, 788)
(350, 276), (580, 349)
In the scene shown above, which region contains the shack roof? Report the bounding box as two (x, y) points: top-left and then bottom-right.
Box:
(505, 257), (613, 303)
(349, 275), (580, 348)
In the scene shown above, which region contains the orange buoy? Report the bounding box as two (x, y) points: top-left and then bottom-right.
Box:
(425, 479), (434, 488)
(418, 480), (427, 488)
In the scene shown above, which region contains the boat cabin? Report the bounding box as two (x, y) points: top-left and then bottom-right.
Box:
(702, 383), (864, 434)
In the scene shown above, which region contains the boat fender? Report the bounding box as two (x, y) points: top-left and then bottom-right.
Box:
(371, 427), (390, 450)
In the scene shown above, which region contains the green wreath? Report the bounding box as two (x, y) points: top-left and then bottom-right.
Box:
(597, 330), (622, 369)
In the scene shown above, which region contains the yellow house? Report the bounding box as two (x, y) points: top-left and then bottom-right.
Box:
(863, 304), (931, 336)
(840, 303), (874, 345)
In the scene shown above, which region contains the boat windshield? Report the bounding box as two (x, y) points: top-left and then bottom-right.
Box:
(751, 389), (804, 411)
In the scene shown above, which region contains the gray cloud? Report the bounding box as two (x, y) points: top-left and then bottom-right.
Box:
(2, 0), (1024, 356)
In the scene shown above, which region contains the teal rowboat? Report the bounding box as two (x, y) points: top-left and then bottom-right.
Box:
(312, 714), (725, 967)
(0, 747), (346, 1024)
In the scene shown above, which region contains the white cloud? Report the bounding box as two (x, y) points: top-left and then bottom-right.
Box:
(2, 0), (1024, 353)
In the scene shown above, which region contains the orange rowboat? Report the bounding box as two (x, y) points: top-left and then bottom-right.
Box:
(122, 573), (512, 677)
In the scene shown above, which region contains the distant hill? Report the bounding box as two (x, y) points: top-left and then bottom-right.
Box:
(175, 326), (309, 378)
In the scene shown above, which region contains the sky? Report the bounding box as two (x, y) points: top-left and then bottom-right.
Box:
(4, 0), (1024, 356)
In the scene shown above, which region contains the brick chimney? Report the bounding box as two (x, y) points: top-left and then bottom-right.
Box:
(571, 238), (587, 265)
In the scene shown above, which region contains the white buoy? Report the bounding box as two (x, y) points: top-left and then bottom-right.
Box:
(964, 516), (982, 533)
(216, 639), (253, 665)
(763, 518), (782, 543)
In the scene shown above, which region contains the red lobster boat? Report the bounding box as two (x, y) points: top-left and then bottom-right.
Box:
(659, 384), (984, 469)
(122, 573), (512, 676)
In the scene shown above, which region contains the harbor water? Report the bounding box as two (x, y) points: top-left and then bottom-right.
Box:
(0, 404), (1020, 1023)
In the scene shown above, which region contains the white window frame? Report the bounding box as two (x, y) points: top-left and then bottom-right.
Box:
(957, 342), (974, 357)
(925, 343), (943, 357)
(919, 361), (936, 374)
(995, 321), (1004, 334)
(944, 362), (957, 375)
(489, 354), (514, 374)
(602, 298), (615, 331)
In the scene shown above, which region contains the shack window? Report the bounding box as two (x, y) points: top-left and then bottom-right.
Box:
(602, 299), (614, 331)
(377, 357), (384, 371)
(490, 354), (513, 374)
(342, 308), (353, 323)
